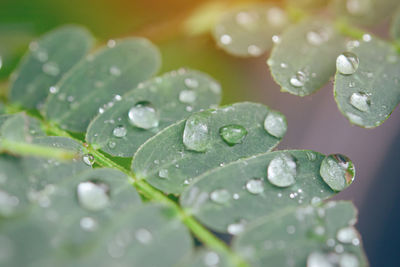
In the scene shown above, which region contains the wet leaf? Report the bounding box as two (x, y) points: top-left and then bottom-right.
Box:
(213, 4), (289, 57)
(233, 201), (368, 267)
(0, 113), (45, 142)
(44, 38), (161, 132)
(334, 37), (400, 128)
(180, 150), (337, 233)
(268, 19), (346, 96)
(178, 249), (233, 267)
(9, 25), (94, 109)
(86, 69), (221, 157)
(132, 102), (285, 194)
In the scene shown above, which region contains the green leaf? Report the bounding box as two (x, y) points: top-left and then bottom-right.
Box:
(0, 114), (12, 128)
(334, 37), (400, 128)
(0, 113), (45, 142)
(390, 6), (400, 40)
(178, 249), (233, 267)
(181, 150), (336, 233)
(132, 102), (286, 194)
(9, 25), (94, 109)
(44, 38), (161, 132)
(0, 102), (5, 114)
(332, 0), (400, 26)
(213, 4), (289, 57)
(233, 201), (368, 267)
(268, 19), (346, 96)
(86, 69), (222, 157)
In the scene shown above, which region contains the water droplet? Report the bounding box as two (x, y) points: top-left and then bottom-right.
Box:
(158, 169), (169, 179)
(306, 28), (330, 46)
(80, 217), (98, 231)
(346, 112), (363, 125)
(264, 111), (287, 138)
(210, 189), (230, 204)
(227, 221), (246, 235)
(112, 126), (127, 138)
(306, 151), (317, 161)
(340, 253), (359, 267)
(220, 34), (232, 45)
(245, 178), (264, 194)
(183, 113), (210, 152)
(49, 86), (58, 94)
(290, 71), (307, 87)
(346, 0), (371, 15)
(336, 226), (358, 244)
(219, 124), (248, 146)
(336, 52), (359, 75)
(108, 141), (116, 149)
(42, 62), (60, 76)
(77, 181), (110, 211)
(267, 153), (297, 187)
(248, 44), (262, 56)
(82, 154), (95, 166)
(362, 34), (372, 42)
(128, 101), (159, 129)
(179, 90), (197, 104)
(311, 197), (322, 205)
(107, 39), (116, 48)
(184, 77), (199, 88)
(109, 66), (121, 76)
(350, 92), (370, 112)
(307, 251), (334, 267)
(320, 154), (355, 191)
(135, 228), (153, 244)
(267, 7), (287, 26)
(203, 251), (220, 266)
(272, 35), (281, 44)
(0, 190), (19, 217)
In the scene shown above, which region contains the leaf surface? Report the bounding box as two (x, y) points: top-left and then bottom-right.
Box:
(0, 113), (45, 142)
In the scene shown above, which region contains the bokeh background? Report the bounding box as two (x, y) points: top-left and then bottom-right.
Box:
(1, 0), (399, 266)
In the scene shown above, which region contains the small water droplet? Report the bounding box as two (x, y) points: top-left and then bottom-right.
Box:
(340, 253), (359, 267)
(210, 189), (230, 204)
(220, 34), (232, 45)
(183, 113), (210, 152)
(272, 35), (281, 44)
(267, 153), (297, 187)
(179, 90), (197, 104)
(109, 66), (121, 76)
(306, 28), (330, 46)
(80, 217), (98, 231)
(227, 221), (246, 235)
(107, 39), (116, 48)
(0, 190), (19, 217)
(203, 251), (220, 266)
(362, 34), (372, 42)
(320, 154), (355, 191)
(248, 44), (262, 56)
(184, 77), (199, 88)
(290, 71), (307, 87)
(82, 154), (95, 166)
(264, 111), (287, 138)
(108, 141), (116, 149)
(135, 228), (153, 244)
(336, 226), (358, 244)
(49, 86), (58, 94)
(311, 196), (321, 205)
(245, 178), (264, 194)
(350, 92), (370, 112)
(158, 169), (169, 179)
(336, 52), (359, 75)
(128, 101), (159, 129)
(219, 124), (248, 146)
(77, 181), (110, 211)
(42, 62), (60, 76)
(307, 251), (334, 267)
(113, 126), (127, 138)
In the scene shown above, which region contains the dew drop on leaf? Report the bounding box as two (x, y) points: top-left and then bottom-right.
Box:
(183, 113), (210, 152)
(128, 101), (159, 129)
(158, 169), (169, 179)
(112, 125), (127, 138)
(184, 77), (199, 88)
(108, 141), (116, 149)
(306, 28), (330, 46)
(210, 189), (230, 204)
(135, 228), (153, 244)
(350, 92), (370, 112)
(307, 251), (334, 267)
(320, 154), (355, 191)
(80, 217), (98, 231)
(109, 66), (121, 76)
(289, 71), (307, 87)
(264, 111), (287, 138)
(220, 34), (232, 45)
(336, 226), (358, 244)
(0, 190), (19, 217)
(179, 90), (197, 104)
(267, 153), (297, 187)
(336, 52), (359, 75)
(42, 62), (60, 76)
(77, 181), (110, 211)
(227, 221), (246, 235)
(82, 154), (95, 166)
(203, 251), (220, 266)
(245, 178), (265, 194)
(219, 124), (248, 146)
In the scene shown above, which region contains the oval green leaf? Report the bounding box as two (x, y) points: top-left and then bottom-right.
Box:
(44, 38), (161, 132)
(213, 4), (289, 57)
(268, 19), (346, 96)
(233, 201), (368, 267)
(9, 25), (94, 109)
(86, 69), (222, 157)
(132, 102), (286, 194)
(334, 37), (400, 128)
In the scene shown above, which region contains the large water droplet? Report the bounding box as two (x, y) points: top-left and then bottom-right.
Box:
(210, 189), (230, 204)
(336, 226), (358, 244)
(183, 113), (210, 152)
(264, 111), (287, 138)
(320, 154), (355, 191)
(245, 178), (264, 194)
(290, 71), (307, 87)
(179, 90), (197, 104)
(128, 101), (159, 129)
(350, 92), (370, 112)
(267, 153), (297, 187)
(307, 251), (334, 267)
(336, 52), (359, 75)
(82, 154), (95, 166)
(77, 181), (110, 211)
(113, 126), (127, 138)
(219, 124), (248, 146)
